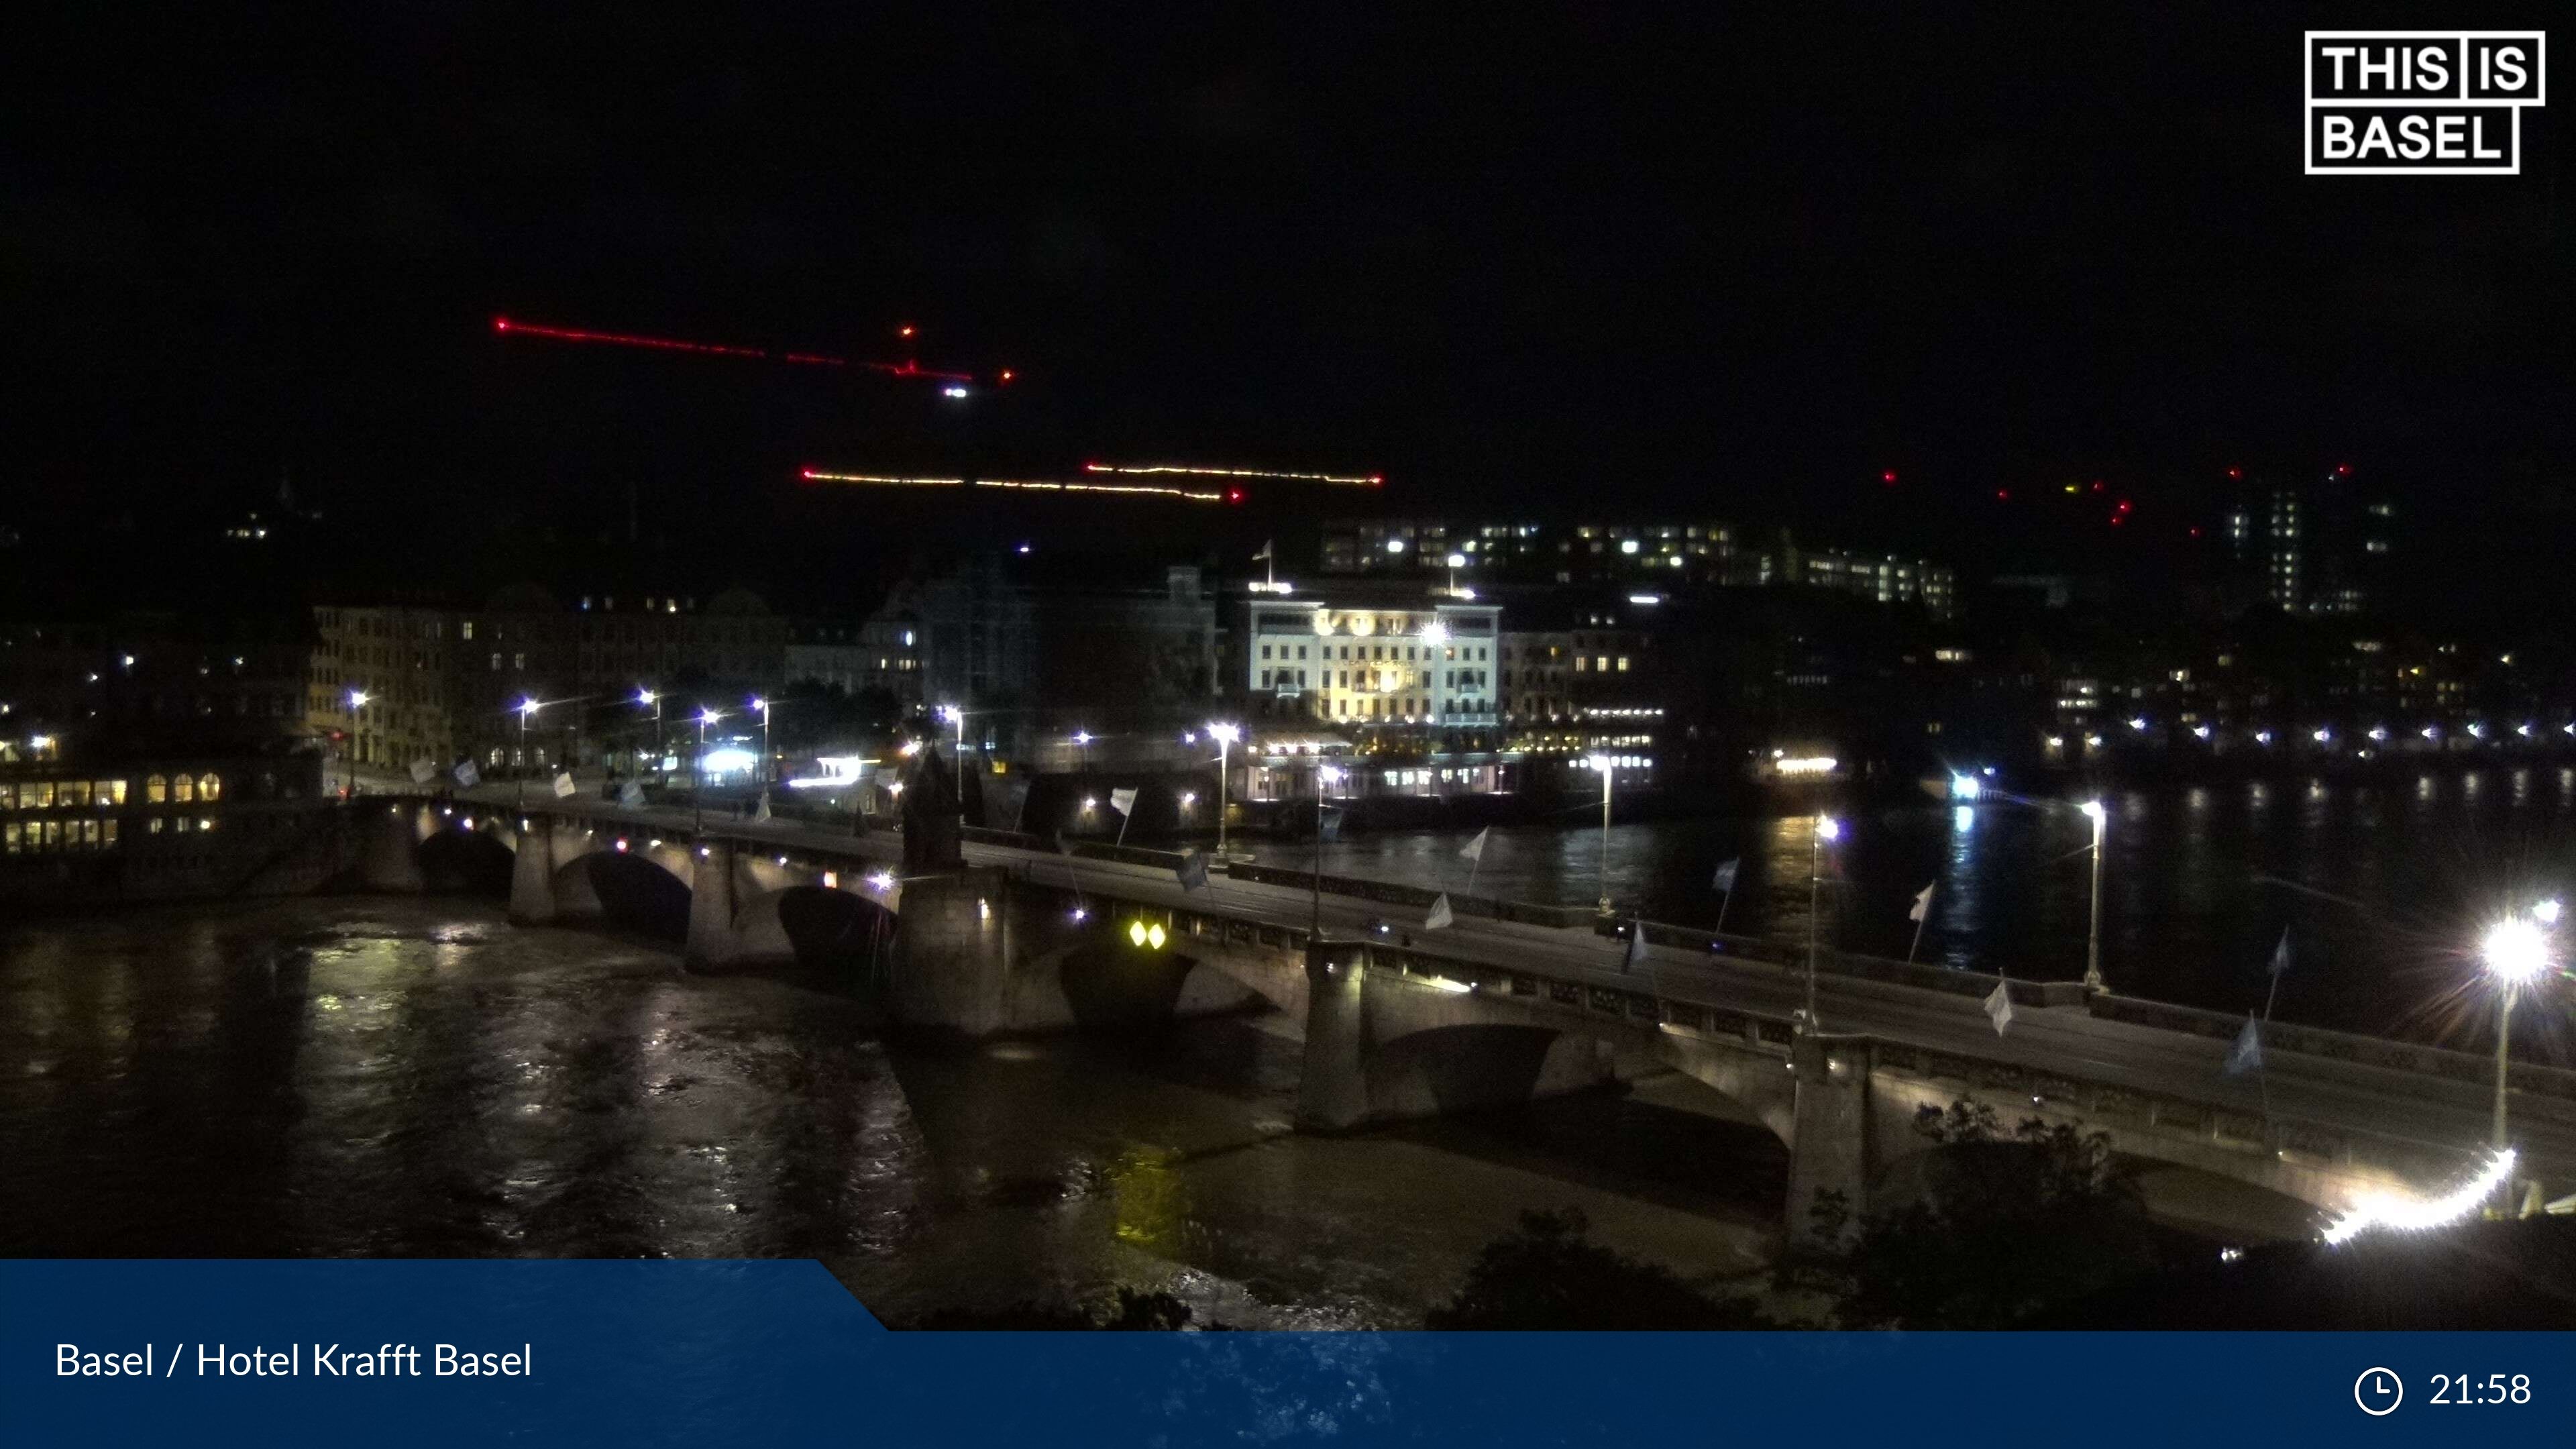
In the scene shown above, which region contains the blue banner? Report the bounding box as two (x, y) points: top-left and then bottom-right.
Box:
(4, 1260), (2565, 1445)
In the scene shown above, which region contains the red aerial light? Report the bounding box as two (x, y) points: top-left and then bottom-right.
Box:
(2108, 515), (2124, 527)
(2090, 480), (2104, 492)
(1881, 470), (1898, 484)
(898, 324), (916, 339)
(2226, 466), (2242, 480)
(1995, 488), (2010, 500)
(1370, 474), (1385, 486)
(493, 316), (511, 331)
(2190, 526), (2204, 538)
(2335, 464), (2351, 475)
(998, 368), (1014, 384)
(1226, 488), (1246, 504)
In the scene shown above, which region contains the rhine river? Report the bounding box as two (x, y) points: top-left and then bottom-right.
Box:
(4, 769), (2563, 1322)
(1247, 765), (2576, 1045)
(0, 898), (1784, 1328)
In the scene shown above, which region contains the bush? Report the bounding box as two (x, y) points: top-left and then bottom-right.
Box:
(1428, 1208), (1772, 1329)
(1779, 1099), (2176, 1328)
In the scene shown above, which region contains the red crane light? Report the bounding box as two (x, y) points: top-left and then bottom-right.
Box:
(2335, 464), (2351, 475)
(1881, 470), (1898, 485)
(2226, 466), (2243, 480)
(1996, 488), (2010, 500)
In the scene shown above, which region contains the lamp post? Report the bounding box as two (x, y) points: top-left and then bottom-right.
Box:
(1209, 722), (1240, 859)
(1807, 814), (1841, 1033)
(2481, 913), (2553, 1165)
(637, 688), (661, 782)
(751, 696), (771, 788)
(1590, 753), (1615, 914)
(694, 708), (719, 833)
(345, 688), (370, 796)
(515, 699), (539, 809)
(1313, 761), (1339, 938)
(2080, 799), (2108, 991)
(940, 704), (966, 834)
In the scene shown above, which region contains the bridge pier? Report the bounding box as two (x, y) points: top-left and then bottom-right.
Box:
(686, 842), (743, 969)
(1295, 941), (1373, 1131)
(885, 867), (1018, 1037)
(1785, 1033), (1875, 1243)
(507, 816), (558, 925)
(358, 802), (427, 894)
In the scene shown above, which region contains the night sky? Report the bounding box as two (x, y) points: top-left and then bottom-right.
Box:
(6, 5), (2569, 604)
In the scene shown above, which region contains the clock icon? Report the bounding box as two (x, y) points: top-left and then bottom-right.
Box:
(2355, 1367), (2404, 1416)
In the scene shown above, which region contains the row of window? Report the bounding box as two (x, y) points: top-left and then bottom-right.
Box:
(0, 773), (221, 811)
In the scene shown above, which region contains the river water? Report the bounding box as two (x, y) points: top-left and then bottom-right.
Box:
(1244, 766), (2576, 1046)
(0, 898), (1780, 1328)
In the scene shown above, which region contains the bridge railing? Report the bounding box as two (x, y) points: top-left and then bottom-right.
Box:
(2088, 994), (2576, 1105)
(1216, 858), (1597, 929)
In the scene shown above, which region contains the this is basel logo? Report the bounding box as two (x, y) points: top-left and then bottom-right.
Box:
(2306, 31), (2546, 174)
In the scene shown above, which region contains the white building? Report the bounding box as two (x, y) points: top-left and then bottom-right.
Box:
(1240, 593), (1500, 729)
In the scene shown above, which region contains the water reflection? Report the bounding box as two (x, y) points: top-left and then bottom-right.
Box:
(0, 898), (1780, 1326)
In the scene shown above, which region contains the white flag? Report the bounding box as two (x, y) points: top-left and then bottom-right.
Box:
(753, 791), (773, 822)
(1110, 788), (1138, 816)
(1252, 540), (1275, 561)
(2224, 1014), (2264, 1077)
(409, 757), (437, 785)
(1625, 921), (1648, 971)
(1984, 978), (2014, 1036)
(1909, 881), (1936, 923)
(1711, 857), (1738, 892)
(1458, 827), (1489, 863)
(551, 771), (576, 798)
(619, 780), (645, 808)
(1424, 894), (1454, 930)
(452, 761), (480, 789)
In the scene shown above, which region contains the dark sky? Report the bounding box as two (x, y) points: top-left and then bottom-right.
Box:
(5, 5), (2569, 593)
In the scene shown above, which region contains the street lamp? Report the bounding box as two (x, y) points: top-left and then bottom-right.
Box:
(939, 704), (966, 834)
(1589, 753), (1616, 913)
(515, 699), (540, 808)
(1808, 815), (1842, 1032)
(637, 688), (662, 781)
(2481, 914), (2553, 1167)
(1313, 762), (1341, 938)
(345, 689), (370, 794)
(2080, 799), (2107, 991)
(751, 697), (771, 788)
(694, 707), (720, 832)
(1208, 721), (1240, 859)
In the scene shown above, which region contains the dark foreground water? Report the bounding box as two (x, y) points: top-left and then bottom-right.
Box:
(0, 898), (1783, 1328)
(1248, 767), (2576, 1048)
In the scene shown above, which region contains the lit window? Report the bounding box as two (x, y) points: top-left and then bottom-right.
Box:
(199, 773), (221, 802)
(146, 773), (167, 804)
(172, 774), (194, 804)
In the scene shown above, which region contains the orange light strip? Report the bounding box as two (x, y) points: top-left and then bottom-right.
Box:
(800, 470), (1232, 503)
(1084, 462), (1382, 486)
(799, 470), (964, 487)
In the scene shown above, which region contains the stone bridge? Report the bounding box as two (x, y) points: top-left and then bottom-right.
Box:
(355, 796), (2576, 1240)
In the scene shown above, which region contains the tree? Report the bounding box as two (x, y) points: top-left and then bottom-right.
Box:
(1779, 1099), (2176, 1328)
(1427, 1208), (1772, 1329)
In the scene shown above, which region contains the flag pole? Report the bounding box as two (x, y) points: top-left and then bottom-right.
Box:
(1907, 908), (1929, 963)
(1715, 886), (1732, 936)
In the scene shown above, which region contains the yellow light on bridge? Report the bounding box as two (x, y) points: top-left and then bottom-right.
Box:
(1127, 918), (1167, 950)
